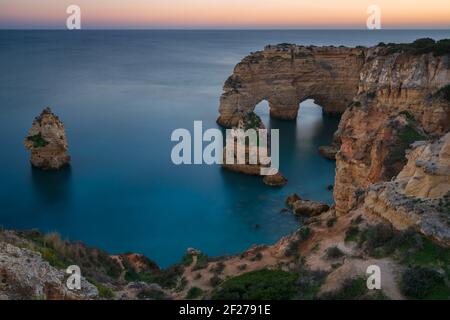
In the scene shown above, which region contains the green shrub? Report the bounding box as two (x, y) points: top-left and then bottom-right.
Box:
(96, 283), (114, 299)
(125, 265), (183, 289)
(251, 252), (263, 261)
(238, 264), (247, 271)
(210, 275), (222, 287)
(399, 123), (426, 144)
(284, 239), (300, 257)
(384, 38), (450, 56)
(361, 224), (395, 257)
(211, 269), (298, 300)
(210, 262), (225, 274)
(320, 277), (367, 300)
(399, 110), (415, 122)
(186, 287), (204, 299)
(27, 133), (49, 148)
(345, 226), (359, 243)
(324, 246), (344, 260)
(400, 266), (450, 299)
(181, 253), (194, 266)
(295, 269), (328, 300)
(326, 218), (337, 228)
(298, 227), (311, 241)
(436, 84), (450, 102)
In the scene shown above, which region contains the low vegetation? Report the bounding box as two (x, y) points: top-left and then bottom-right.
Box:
(186, 287), (204, 299)
(324, 246), (345, 260)
(27, 133), (49, 148)
(381, 38), (450, 56)
(400, 266), (450, 300)
(356, 224), (450, 299)
(211, 269), (298, 300)
(320, 277), (388, 300)
(436, 84), (450, 102)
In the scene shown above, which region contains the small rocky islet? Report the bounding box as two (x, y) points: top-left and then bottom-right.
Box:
(24, 107), (70, 170)
(2, 38), (450, 300)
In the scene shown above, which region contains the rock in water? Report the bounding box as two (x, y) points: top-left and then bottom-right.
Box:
(263, 172), (288, 187)
(24, 107), (70, 170)
(318, 144), (339, 160)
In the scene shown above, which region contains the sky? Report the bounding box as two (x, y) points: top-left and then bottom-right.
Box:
(0, 0), (449, 29)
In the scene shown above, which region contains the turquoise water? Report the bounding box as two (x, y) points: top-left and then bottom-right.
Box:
(0, 30), (449, 267)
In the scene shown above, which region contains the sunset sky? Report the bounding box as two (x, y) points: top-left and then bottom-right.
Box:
(0, 0), (449, 29)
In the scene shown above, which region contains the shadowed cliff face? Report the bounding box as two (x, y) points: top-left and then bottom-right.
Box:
(218, 43), (450, 215)
(217, 44), (365, 127)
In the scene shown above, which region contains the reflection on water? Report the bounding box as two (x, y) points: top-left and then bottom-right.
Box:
(31, 165), (72, 206)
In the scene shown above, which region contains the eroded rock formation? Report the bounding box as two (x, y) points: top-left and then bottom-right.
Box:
(217, 44), (365, 127)
(24, 107), (70, 170)
(334, 47), (450, 214)
(363, 133), (450, 246)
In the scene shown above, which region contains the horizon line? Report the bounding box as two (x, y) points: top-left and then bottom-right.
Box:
(1, 27), (450, 31)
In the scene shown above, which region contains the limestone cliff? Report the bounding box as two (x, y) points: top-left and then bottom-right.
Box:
(217, 40), (450, 216)
(334, 46), (450, 214)
(363, 133), (450, 246)
(24, 107), (70, 170)
(217, 44), (365, 127)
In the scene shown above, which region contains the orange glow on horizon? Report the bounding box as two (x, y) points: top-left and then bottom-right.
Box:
(0, 0), (449, 28)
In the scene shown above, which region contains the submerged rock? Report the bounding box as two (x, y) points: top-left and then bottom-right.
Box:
(24, 107), (70, 170)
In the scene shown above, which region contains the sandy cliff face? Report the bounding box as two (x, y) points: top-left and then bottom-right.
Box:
(362, 133), (450, 246)
(334, 48), (450, 214)
(217, 44), (365, 127)
(24, 107), (70, 170)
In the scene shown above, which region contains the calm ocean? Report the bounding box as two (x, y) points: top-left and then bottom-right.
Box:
(0, 30), (449, 266)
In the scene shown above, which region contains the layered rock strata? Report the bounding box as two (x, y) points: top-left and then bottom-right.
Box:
(217, 44), (365, 127)
(363, 133), (450, 246)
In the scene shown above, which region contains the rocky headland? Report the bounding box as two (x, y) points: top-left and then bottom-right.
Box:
(24, 107), (70, 170)
(2, 39), (450, 300)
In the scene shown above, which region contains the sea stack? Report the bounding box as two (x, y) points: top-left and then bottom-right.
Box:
(24, 107), (70, 170)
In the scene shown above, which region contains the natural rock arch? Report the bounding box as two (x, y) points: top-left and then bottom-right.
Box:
(217, 44), (366, 127)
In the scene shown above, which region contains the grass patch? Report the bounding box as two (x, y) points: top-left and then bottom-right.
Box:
(211, 269), (298, 300)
